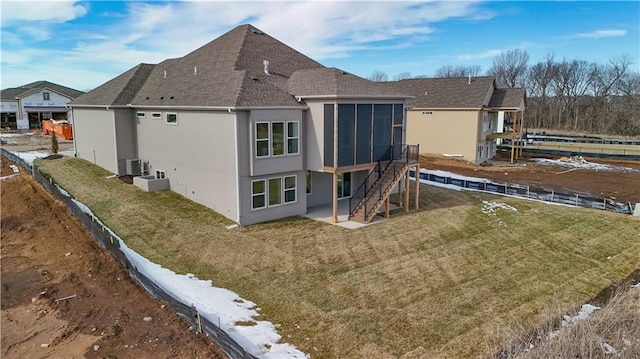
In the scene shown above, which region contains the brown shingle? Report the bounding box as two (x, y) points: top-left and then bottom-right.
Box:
(488, 88), (526, 109)
(288, 68), (408, 98)
(71, 64), (155, 106)
(1, 80), (84, 100)
(385, 76), (496, 108)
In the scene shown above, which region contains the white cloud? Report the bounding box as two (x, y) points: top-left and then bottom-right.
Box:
(1, 0), (489, 89)
(0, 0), (87, 25)
(574, 29), (627, 39)
(456, 48), (505, 61)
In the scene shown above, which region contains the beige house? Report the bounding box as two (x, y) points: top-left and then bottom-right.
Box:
(69, 25), (419, 226)
(387, 77), (526, 165)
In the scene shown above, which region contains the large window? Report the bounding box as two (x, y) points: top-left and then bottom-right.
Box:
(251, 175), (297, 210)
(166, 113), (178, 125)
(255, 121), (299, 158)
(268, 177), (282, 206)
(256, 122), (270, 157)
(287, 122), (299, 154)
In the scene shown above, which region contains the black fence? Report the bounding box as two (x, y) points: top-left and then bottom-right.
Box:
(1, 149), (258, 359)
(409, 168), (634, 215)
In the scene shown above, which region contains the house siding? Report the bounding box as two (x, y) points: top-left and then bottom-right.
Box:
(114, 109), (138, 175)
(72, 108), (119, 174)
(406, 109), (479, 164)
(135, 109), (240, 222)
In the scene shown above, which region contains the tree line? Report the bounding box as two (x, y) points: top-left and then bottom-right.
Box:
(367, 50), (640, 136)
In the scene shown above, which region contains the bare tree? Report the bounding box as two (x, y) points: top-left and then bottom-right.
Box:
(527, 54), (557, 127)
(487, 49), (530, 87)
(367, 70), (388, 82)
(434, 65), (481, 78)
(393, 72), (413, 81)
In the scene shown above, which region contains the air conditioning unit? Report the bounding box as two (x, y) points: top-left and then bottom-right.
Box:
(125, 159), (142, 176)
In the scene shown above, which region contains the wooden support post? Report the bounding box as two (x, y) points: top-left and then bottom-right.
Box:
(385, 196), (390, 218)
(415, 165), (420, 210)
(404, 171), (410, 212)
(332, 172), (338, 224)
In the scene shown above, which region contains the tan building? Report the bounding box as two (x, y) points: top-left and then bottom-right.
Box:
(387, 76), (526, 165)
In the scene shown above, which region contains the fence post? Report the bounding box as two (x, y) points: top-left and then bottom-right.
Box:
(575, 194), (579, 206)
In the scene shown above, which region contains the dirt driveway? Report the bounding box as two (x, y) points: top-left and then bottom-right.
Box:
(1, 156), (226, 359)
(420, 151), (640, 204)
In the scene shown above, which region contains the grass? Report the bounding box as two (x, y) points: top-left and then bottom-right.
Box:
(36, 157), (640, 359)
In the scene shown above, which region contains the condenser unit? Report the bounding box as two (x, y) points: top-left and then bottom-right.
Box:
(125, 159), (142, 176)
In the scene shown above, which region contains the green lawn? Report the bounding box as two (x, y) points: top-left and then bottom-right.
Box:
(36, 157), (640, 359)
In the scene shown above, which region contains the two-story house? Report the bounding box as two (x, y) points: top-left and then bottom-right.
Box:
(386, 77), (526, 165)
(1, 81), (84, 130)
(69, 24), (419, 226)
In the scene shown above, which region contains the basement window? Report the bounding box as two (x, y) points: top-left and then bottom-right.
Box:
(166, 113), (178, 125)
(156, 170), (166, 179)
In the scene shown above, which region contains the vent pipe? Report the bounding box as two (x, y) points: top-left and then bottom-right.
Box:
(468, 75), (471, 85)
(263, 60), (270, 75)
(194, 67), (197, 75)
(163, 70), (167, 79)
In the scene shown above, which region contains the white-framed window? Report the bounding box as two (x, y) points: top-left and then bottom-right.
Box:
(255, 120), (300, 158)
(268, 177), (282, 206)
(256, 122), (270, 157)
(252, 175), (297, 210)
(43, 92), (50, 101)
(156, 170), (166, 179)
(252, 180), (266, 209)
(284, 175), (296, 203)
(166, 113), (178, 125)
(287, 121), (299, 154)
(151, 112), (162, 119)
(272, 122), (285, 156)
(136, 111), (146, 118)
(306, 171), (312, 194)
(477, 145), (484, 159)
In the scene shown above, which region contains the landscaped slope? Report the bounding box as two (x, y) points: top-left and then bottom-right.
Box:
(37, 157), (640, 359)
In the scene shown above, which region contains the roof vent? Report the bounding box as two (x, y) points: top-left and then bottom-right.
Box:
(263, 60), (270, 75)
(194, 67), (197, 75)
(252, 29), (264, 35)
(468, 75), (471, 85)
(163, 70), (167, 79)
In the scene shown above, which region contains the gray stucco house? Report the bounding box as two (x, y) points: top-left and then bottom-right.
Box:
(69, 24), (420, 226)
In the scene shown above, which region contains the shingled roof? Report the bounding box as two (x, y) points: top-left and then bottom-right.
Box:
(488, 88), (526, 110)
(1, 80), (84, 100)
(73, 24), (334, 108)
(385, 76), (496, 109)
(288, 68), (407, 98)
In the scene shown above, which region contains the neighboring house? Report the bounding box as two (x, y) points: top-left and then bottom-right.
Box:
(387, 76), (526, 165)
(69, 24), (419, 226)
(0, 81), (84, 130)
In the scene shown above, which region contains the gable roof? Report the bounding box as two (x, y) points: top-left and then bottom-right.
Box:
(385, 76), (496, 109)
(288, 68), (408, 99)
(73, 24), (333, 108)
(488, 88), (526, 110)
(1, 81), (84, 100)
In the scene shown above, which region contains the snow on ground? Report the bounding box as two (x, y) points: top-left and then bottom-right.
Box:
(480, 200), (518, 215)
(533, 156), (640, 172)
(13, 150), (50, 166)
(61, 189), (308, 359)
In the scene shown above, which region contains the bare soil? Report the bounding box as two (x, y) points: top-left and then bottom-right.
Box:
(1, 156), (226, 359)
(420, 151), (640, 203)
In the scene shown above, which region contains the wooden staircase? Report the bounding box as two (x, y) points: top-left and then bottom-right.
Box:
(348, 144), (420, 224)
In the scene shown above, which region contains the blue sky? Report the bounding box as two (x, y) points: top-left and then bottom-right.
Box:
(1, 1), (638, 91)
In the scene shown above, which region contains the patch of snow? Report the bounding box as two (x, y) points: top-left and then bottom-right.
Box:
(61, 189), (308, 359)
(600, 342), (617, 355)
(481, 200), (518, 215)
(13, 151), (50, 166)
(0, 133), (28, 138)
(561, 304), (601, 326)
(442, 153), (464, 157)
(533, 156), (640, 173)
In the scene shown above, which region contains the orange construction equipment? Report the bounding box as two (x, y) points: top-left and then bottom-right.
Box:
(42, 120), (73, 140)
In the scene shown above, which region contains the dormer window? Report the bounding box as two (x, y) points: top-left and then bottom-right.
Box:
(43, 92), (50, 101)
